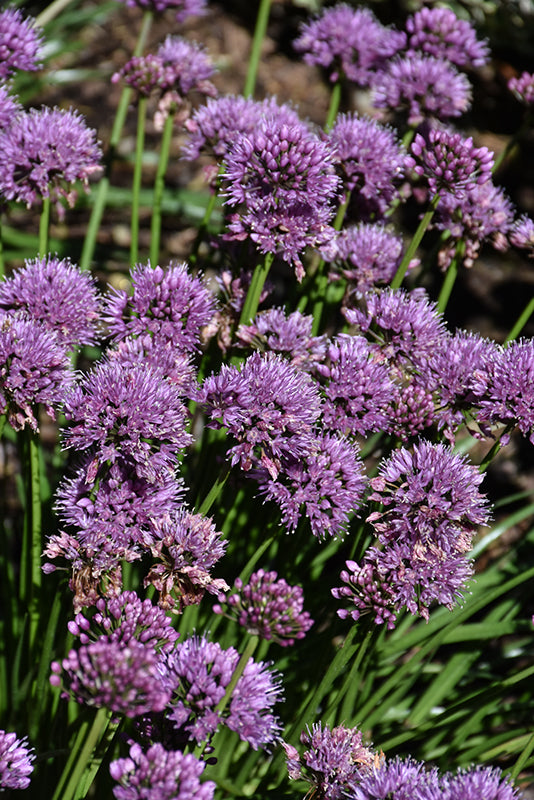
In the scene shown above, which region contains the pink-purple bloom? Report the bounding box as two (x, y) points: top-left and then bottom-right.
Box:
(110, 743), (215, 800)
(0, 82), (20, 130)
(510, 214), (534, 256)
(236, 308), (327, 371)
(0, 7), (43, 79)
(441, 765), (524, 800)
(117, 0), (206, 23)
(293, 4), (405, 85)
(406, 6), (490, 69)
(508, 71), (534, 105)
(0, 730), (35, 791)
(352, 756), (439, 799)
(0, 255), (102, 349)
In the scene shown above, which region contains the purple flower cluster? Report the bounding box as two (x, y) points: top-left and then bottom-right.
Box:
(117, 0), (206, 23)
(110, 743), (215, 800)
(0, 7), (43, 79)
(293, 4), (405, 85)
(236, 307), (327, 370)
(0, 730), (34, 791)
(510, 214), (534, 256)
(214, 569), (313, 645)
(508, 71), (534, 105)
(223, 117), (340, 279)
(406, 6), (490, 69)
(284, 722), (379, 800)
(333, 441), (490, 626)
(0, 107), (102, 215)
(0, 82), (20, 131)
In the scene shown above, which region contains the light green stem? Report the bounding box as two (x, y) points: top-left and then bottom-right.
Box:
(52, 707), (112, 800)
(390, 193), (440, 290)
(508, 731), (534, 782)
(197, 466), (231, 516)
(238, 252), (274, 326)
(79, 11), (153, 271)
(19, 429), (42, 653)
(189, 165), (224, 267)
(504, 295), (534, 343)
(36, 0), (76, 27)
(478, 424), (514, 473)
(244, 0), (272, 98)
(325, 80), (342, 131)
(39, 196), (51, 257)
(130, 95), (147, 266)
(436, 250), (460, 314)
(150, 108), (175, 267)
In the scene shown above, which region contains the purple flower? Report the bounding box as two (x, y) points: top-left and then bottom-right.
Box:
(479, 338), (534, 444)
(198, 351), (322, 478)
(117, 0), (206, 23)
(406, 128), (493, 199)
(372, 55), (472, 125)
(236, 307), (327, 371)
(108, 337), (197, 395)
(162, 635), (283, 749)
(0, 255), (102, 348)
(104, 261), (215, 354)
(50, 637), (172, 717)
(0, 107), (102, 215)
(441, 765), (524, 800)
(406, 7), (490, 69)
(293, 4), (406, 85)
(352, 756), (440, 799)
(0, 82), (20, 130)
(257, 432), (367, 539)
(110, 743), (215, 800)
(434, 180), (513, 269)
(327, 113), (405, 218)
(321, 224), (408, 297)
(0, 311), (73, 431)
(318, 334), (396, 437)
(0, 7), (43, 79)
(214, 569), (313, 646)
(508, 71), (534, 105)
(509, 214), (534, 256)
(387, 380), (435, 441)
(62, 360), (192, 483)
(0, 730), (34, 791)
(143, 508), (228, 611)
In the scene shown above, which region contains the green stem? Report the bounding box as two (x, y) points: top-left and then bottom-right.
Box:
(130, 95), (147, 265)
(504, 295), (534, 343)
(478, 425), (514, 473)
(19, 429), (42, 653)
(150, 108), (175, 266)
(79, 11), (153, 270)
(36, 0), (76, 27)
(189, 166), (224, 267)
(508, 731), (534, 782)
(390, 193), (440, 290)
(196, 465), (231, 516)
(325, 81), (342, 131)
(238, 252), (274, 326)
(39, 196), (51, 257)
(30, 589), (62, 740)
(244, 0), (272, 98)
(52, 707), (112, 800)
(436, 248), (460, 315)
(323, 625), (375, 724)
(493, 109), (533, 174)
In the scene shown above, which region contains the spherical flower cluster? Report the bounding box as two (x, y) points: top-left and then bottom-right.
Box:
(104, 261), (215, 354)
(117, 0), (206, 23)
(352, 756), (439, 799)
(442, 765), (524, 800)
(162, 635), (283, 749)
(0, 730), (35, 791)
(372, 55), (472, 125)
(406, 6), (490, 69)
(508, 71), (534, 105)
(110, 743), (215, 800)
(198, 351), (322, 478)
(333, 441), (490, 626)
(214, 569), (313, 645)
(321, 224), (407, 297)
(236, 308), (327, 371)
(509, 214), (534, 256)
(284, 723), (379, 800)
(0, 255), (102, 349)
(0, 107), (102, 215)
(0, 82), (20, 130)
(293, 4), (406, 85)
(0, 7), (43, 79)
(0, 311), (74, 431)
(327, 113), (404, 218)
(223, 117), (340, 279)
(62, 360), (192, 484)
(387, 380), (435, 441)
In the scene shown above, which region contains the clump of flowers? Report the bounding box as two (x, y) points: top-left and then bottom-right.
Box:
(406, 6), (490, 69)
(0, 730), (35, 791)
(509, 214), (534, 256)
(0, 7), (43, 79)
(214, 569), (313, 645)
(236, 307), (327, 370)
(117, 0), (206, 23)
(508, 71), (534, 105)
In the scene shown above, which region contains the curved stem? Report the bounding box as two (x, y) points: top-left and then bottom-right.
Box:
(39, 196), (51, 257)
(36, 0), (76, 27)
(504, 295), (534, 343)
(238, 252), (274, 326)
(390, 193), (440, 290)
(478, 424), (514, 473)
(130, 95), (147, 266)
(196, 465), (231, 516)
(150, 108), (175, 267)
(244, 0), (272, 98)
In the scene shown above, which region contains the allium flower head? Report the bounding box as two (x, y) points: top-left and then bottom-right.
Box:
(328, 113), (404, 218)
(372, 55), (472, 125)
(406, 128), (493, 198)
(257, 432), (367, 539)
(294, 4), (406, 85)
(508, 71), (534, 105)
(0, 255), (101, 348)
(0, 7), (43, 79)
(510, 214), (534, 256)
(104, 261), (215, 354)
(62, 360), (192, 483)
(236, 307), (327, 370)
(284, 722), (380, 800)
(110, 743), (215, 800)
(479, 338), (534, 444)
(0, 730), (35, 791)
(198, 351), (322, 478)
(118, 0), (206, 23)
(406, 7), (490, 69)
(0, 82), (20, 130)
(162, 635), (283, 749)
(0, 107), (102, 215)
(441, 764), (524, 800)
(214, 569), (313, 645)
(352, 756), (440, 799)
(0, 311), (73, 431)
